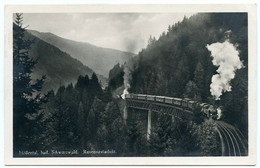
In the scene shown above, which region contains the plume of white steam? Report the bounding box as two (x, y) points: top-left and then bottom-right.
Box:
(121, 88), (129, 99)
(217, 107), (222, 120)
(121, 61), (134, 99)
(206, 40), (243, 100)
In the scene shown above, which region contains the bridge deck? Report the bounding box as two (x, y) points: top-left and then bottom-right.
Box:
(126, 98), (193, 119)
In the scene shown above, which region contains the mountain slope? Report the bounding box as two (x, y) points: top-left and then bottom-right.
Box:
(127, 13), (248, 137)
(22, 29), (107, 93)
(28, 30), (135, 77)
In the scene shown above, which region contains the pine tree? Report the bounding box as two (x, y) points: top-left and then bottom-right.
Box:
(183, 80), (201, 102)
(98, 100), (128, 155)
(193, 62), (205, 100)
(89, 73), (102, 97)
(149, 113), (175, 156)
(13, 13), (47, 154)
(127, 120), (148, 156)
(87, 106), (96, 141)
(147, 35), (156, 49)
(77, 101), (85, 147)
(193, 120), (221, 156)
(52, 85), (73, 149)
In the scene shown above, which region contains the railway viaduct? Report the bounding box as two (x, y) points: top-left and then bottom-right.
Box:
(124, 94), (248, 156)
(124, 95), (194, 139)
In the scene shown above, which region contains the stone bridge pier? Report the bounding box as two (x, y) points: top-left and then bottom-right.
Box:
(147, 109), (152, 139)
(123, 106), (128, 125)
(123, 106), (152, 140)
(124, 98), (193, 140)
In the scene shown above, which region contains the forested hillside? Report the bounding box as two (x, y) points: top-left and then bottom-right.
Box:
(129, 13), (248, 136)
(29, 30), (135, 77)
(15, 24), (107, 93)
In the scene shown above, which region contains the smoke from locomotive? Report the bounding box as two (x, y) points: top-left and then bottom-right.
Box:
(217, 107), (222, 120)
(206, 39), (243, 100)
(121, 61), (134, 99)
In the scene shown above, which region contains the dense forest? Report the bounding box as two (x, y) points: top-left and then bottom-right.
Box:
(13, 13), (248, 157)
(130, 13), (248, 137)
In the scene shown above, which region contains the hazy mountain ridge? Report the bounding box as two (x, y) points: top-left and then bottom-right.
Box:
(23, 29), (107, 93)
(28, 30), (135, 77)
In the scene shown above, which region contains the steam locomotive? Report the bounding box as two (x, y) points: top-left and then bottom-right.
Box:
(125, 93), (219, 119)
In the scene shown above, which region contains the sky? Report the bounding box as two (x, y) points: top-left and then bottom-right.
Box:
(22, 13), (194, 54)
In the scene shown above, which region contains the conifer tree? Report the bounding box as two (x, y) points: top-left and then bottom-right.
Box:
(183, 80), (201, 102)
(77, 101), (85, 147)
(128, 120), (148, 156)
(149, 113), (175, 156)
(13, 13), (47, 154)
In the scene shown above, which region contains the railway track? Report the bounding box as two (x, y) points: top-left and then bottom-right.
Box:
(215, 121), (248, 156)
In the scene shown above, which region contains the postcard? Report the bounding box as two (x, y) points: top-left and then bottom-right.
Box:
(4, 4), (256, 165)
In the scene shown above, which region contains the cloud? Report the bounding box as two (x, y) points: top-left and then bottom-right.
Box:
(22, 13), (194, 53)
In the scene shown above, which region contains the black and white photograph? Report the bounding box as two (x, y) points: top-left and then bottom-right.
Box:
(4, 4), (257, 166)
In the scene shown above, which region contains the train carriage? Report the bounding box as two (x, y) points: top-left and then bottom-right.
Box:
(173, 98), (182, 106)
(155, 96), (165, 103)
(182, 99), (189, 108)
(182, 100), (187, 108)
(187, 100), (196, 109)
(147, 95), (156, 101)
(165, 97), (173, 104)
(137, 94), (147, 100)
(132, 94), (138, 99)
(124, 93), (220, 120)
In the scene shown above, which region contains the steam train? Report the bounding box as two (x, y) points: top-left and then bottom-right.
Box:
(125, 93), (219, 119)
